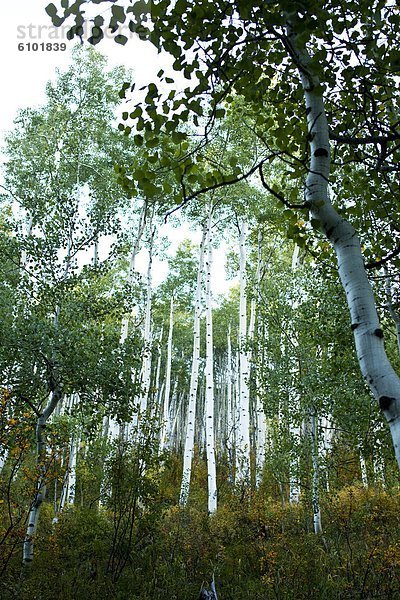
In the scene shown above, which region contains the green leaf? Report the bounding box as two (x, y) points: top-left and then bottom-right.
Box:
(112, 5), (126, 23)
(115, 34), (128, 45)
(45, 3), (57, 17)
(130, 107), (142, 119)
(146, 137), (159, 148)
(310, 218), (322, 230)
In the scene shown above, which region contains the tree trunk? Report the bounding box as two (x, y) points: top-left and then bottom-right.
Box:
(359, 450), (368, 486)
(288, 25), (400, 469)
(160, 296), (174, 449)
(154, 327), (164, 411)
(120, 201), (148, 345)
(253, 230), (266, 487)
(255, 384), (266, 488)
(23, 373), (63, 565)
(310, 411), (322, 534)
(131, 221), (156, 438)
(236, 221), (251, 482)
(289, 245), (301, 503)
(204, 207), (217, 513)
(180, 222), (207, 505)
(226, 325), (234, 458)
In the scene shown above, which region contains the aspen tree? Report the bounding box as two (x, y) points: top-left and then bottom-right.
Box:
(204, 206), (217, 513)
(138, 226), (156, 418)
(23, 309), (63, 566)
(160, 296), (174, 449)
(236, 221), (251, 482)
(129, 217), (155, 437)
(226, 324), (234, 459)
(23, 205), (75, 565)
(180, 222), (207, 505)
(288, 245), (302, 503)
(250, 230), (266, 487)
(310, 411), (322, 534)
(55, 0), (400, 471)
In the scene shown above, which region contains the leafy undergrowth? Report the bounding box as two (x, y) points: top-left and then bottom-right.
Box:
(1, 455), (400, 600)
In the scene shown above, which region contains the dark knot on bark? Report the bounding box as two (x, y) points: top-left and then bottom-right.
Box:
(379, 396), (395, 411)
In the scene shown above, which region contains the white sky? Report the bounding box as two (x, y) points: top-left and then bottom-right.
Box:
(0, 0), (233, 295)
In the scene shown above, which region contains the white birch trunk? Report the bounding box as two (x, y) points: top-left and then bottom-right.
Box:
(93, 236), (99, 267)
(154, 327), (164, 408)
(310, 411), (322, 534)
(226, 325), (234, 456)
(180, 222), (207, 505)
(320, 415), (333, 492)
(166, 379), (178, 447)
(20, 213), (33, 269)
(130, 223), (155, 438)
(288, 428), (301, 504)
(120, 201), (148, 345)
(23, 355), (63, 564)
(199, 376), (206, 453)
(253, 230), (267, 487)
(0, 450), (8, 473)
(233, 350), (240, 466)
(23, 232), (73, 565)
(204, 210), (217, 513)
(170, 389), (184, 451)
(139, 230), (155, 418)
(57, 431), (80, 517)
(289, 245), (301, 503)
(255, 389), (267, 488)
(66, 435), (79, 505)
(288, 25), (400, 469)
(236, 221), (251, 482)
(373, 439), (385, 486)
(359, 450), (368, 486)
(160, 296), (174, 449)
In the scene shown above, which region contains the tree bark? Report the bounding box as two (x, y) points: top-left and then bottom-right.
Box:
(204, 207), (217, 513)
(23, 368), (63, 565)
(310, 411), (322, 534)
(289, 29), (400, 469)
(180, 222), (207, 505)
(236, 221), (251, 482)
(226, 325), (234, 459)
(160, 296), (174, 449)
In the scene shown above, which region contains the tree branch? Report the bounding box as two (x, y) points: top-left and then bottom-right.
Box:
(330, 133), (400, 145)
(164, 157), (276, 221)
(258, 163), (309, 209)
(365, 244), (400, 271)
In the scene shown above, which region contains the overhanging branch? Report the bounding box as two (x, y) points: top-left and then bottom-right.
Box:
(258, 163), (309, 210)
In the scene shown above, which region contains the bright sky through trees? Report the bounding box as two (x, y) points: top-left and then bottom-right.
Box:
(1, 1), (400, 595)
(0, 1), (232, 292)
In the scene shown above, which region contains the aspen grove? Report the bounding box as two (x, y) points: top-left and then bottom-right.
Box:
(0, 1), (400, 597)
